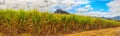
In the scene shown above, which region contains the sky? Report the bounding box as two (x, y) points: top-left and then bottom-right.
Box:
(0, 0), (120, 17)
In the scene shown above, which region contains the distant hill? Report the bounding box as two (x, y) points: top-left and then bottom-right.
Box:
(54, 9), (69, 14)
(111, 16), (120, 20)
(101, 16), (120, 21)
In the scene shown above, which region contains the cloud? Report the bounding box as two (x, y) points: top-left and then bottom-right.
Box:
(2, 0), (119, 17)
(76, 11), (109, 17)
(0, 0), (89, 11)
(107, 0), (120, 12)
(76, 0), (120, 17)
(76, 5), (93, 12)
(107, 0), (120, 17)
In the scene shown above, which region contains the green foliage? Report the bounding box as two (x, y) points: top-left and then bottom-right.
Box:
(0, 9), (120, 36)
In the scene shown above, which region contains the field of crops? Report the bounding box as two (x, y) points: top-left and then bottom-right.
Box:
(0, 9), (120, 36)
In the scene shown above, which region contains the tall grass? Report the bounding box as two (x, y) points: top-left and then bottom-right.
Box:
(0, 9), (120, 36)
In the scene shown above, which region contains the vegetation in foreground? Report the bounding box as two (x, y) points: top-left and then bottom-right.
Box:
(0, 9), (120, 36)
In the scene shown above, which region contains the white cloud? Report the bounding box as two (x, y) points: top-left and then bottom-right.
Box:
(75, 5), (106, 17)
(2, 0), (120, 17)
(107, 0), (120, 12)
(76, 0), (120, 17)
(76, 5), (93, 12)
(107, 0), (120, 17)
(76, 11), (109, 17)
(0, 0), (89, 11)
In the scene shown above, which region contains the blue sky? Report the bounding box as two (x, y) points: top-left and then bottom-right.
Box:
(90, 1), (110, 12)
(66, 0), (112, 13)
(0, 0), (120, 17)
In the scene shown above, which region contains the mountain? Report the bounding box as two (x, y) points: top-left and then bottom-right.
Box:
(101, 16), (120, 21)
(54, 9), (69, 14)
(111, 16), (120, 20)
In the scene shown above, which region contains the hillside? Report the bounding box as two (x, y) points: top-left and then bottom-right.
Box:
(0, 9), (120, 36)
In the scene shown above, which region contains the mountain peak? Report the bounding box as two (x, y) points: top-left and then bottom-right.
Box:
(54, 9), (69, 14)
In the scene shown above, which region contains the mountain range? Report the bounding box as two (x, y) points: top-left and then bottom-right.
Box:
(110, 16), (120, 20)
(101, 16), (120, 21)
